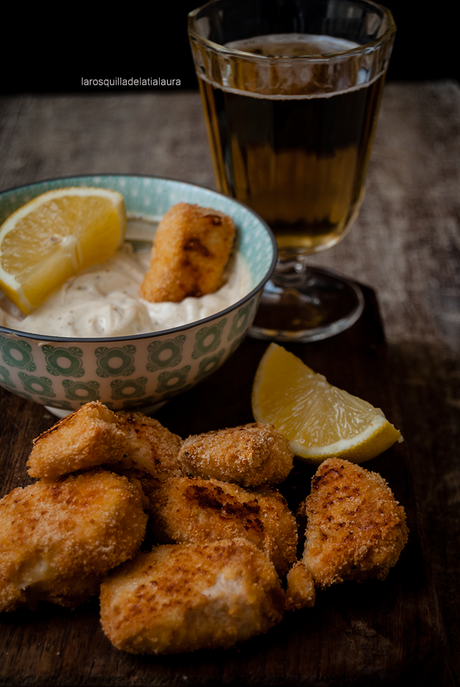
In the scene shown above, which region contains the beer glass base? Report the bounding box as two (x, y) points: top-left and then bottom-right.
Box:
(249, 266), (364, 343)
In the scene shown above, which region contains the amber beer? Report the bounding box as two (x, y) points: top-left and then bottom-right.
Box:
(198, 35), (387, 254)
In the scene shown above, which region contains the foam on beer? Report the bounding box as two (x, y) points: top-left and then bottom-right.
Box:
(206, 34), (385, 99)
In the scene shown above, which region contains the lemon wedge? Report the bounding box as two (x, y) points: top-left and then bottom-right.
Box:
(0, 186), (126, 314)
(252, 342), (402, 464)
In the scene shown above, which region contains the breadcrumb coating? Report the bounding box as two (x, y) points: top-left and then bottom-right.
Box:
(115, 411), (183, 481)
(27, 402), (126, 480)
(145, 476), (298, 576)
(11, 403), (409, 646)
(300, 458), (409, 589)
(285, 562), (316, 611)
(179, 422), (294, 487)
(0, 470), (148, 612)
(100, 538), (285, 654)
(139, 202), (235, 303)
(27, 403), (183, 483)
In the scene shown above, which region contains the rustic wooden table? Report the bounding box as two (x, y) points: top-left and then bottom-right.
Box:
(0, 81), (459, 685)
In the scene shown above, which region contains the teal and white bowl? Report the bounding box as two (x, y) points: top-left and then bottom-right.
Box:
(0, 175), (276, 417)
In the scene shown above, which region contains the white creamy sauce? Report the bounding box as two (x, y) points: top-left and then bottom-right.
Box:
(0, 220), (251, 338)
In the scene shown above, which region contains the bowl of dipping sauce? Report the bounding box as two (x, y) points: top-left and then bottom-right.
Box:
(0, 175), (276, 416)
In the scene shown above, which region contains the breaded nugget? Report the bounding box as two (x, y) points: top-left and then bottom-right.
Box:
(179, 422), (294, 488)
(285, 562), (316, 610)
(100, 538), (285, 654)
(145, 476), (297, 576)
(139, 202), (236, 303)
(116, 410), (183, 483)
(27, 402), (126, 480)
(27, 403), (183, 483)
(299, 458), (409, 590)
(0, 470), (147, 612)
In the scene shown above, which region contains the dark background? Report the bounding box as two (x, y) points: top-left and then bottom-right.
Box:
(1, 1), (456, 94)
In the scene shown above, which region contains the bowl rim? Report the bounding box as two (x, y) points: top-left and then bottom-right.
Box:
(0, 173), (278, 344)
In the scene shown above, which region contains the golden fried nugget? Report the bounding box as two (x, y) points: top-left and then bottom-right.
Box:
(27, 402), (126, 480)
(285, 562), (316, 610)
(0, 471), (147, 612)
(179, 422), (294, 488)
(139, 202), (236, 303)
(100, 538), (285, 654)
(27, 403), (183, 483)
(116, 411), (183, 482)
(299, 458), (409, 590)
(145, 476), (297, 576)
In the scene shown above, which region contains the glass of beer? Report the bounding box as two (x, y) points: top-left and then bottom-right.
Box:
(188, 0), (396, 341)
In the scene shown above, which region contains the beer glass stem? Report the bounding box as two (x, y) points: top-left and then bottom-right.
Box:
(249, 262), (365, 343)
(272, 255), (310, 288)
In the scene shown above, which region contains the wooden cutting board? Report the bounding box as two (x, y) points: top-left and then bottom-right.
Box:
(0, 285), (444, 686)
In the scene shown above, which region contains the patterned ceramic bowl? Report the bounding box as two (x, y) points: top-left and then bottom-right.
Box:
(0, 175), (276, 417)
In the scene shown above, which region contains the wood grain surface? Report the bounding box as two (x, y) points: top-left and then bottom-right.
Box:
(0, 81), (459, 684)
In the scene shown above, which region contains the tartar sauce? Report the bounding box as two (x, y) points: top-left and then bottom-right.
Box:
(0, 243), (251, 338)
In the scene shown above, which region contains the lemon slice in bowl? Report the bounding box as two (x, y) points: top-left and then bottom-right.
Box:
(0, 186), (126, 314)
(252, 342), (402, 465)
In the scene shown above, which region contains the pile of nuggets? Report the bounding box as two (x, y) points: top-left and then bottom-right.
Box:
(0, 401), (409, 655)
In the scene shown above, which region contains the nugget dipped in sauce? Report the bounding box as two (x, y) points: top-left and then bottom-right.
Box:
(139, 202), (236, 303)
